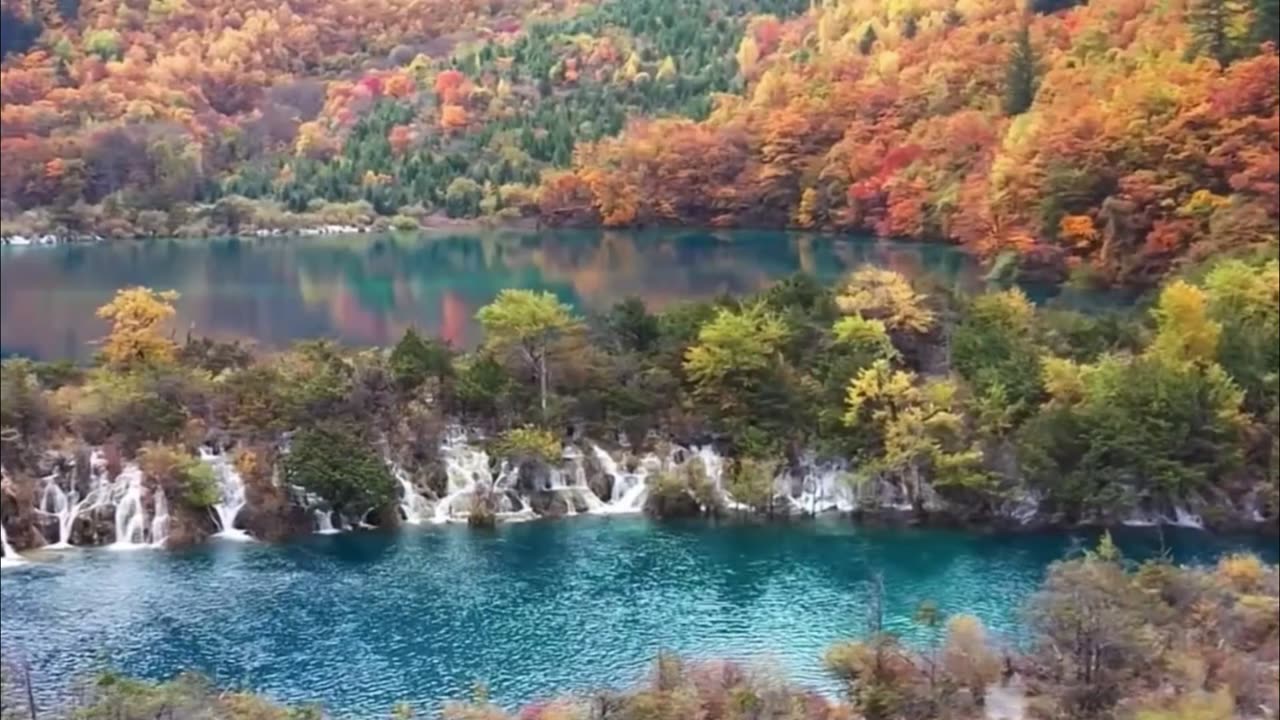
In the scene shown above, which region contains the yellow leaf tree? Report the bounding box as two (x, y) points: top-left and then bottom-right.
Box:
(1150, 280), (1221, 366)
(95, 287), (180, 368)
(835, 267), (936, 334)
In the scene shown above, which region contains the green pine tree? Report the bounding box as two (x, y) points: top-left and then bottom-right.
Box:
(858, 25), (878, 55)
(1004, 26), (1039, 116)
(1188, 0), (1248, 64)
(1252, 0), (1279, 48)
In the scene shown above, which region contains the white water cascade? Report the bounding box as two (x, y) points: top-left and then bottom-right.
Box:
(39, 478), (78, 549)
(314, 509), (339, 534)
(433, 432), (531, 523)
(774, 456), (856, 515)
(395, 465), (432, 525)
(150, 488), (170, 547)
(34, 452), (114, 549)
(414, 436), (896, 524)
(201, 448), (251, 541)
(1122, 502), (1207, 529)
(1171, 505), (1204, 530)
(110, 464), (166, 549)
(552, 447), (608, 515)
(589, 445), (654, 514)
(0, 524), (23, 568)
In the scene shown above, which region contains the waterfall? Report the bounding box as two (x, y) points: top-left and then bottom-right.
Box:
(590, 444), (651, 514)
(433, 434), (486, 523)
(35, 458), (111, 548)
(1171, 505), (1204, 530)
(433, 433), (534, 522)
(568, 452), (606, 514)
(776, 456), (856, 515)
(1009, 491), (1041, 525)
(314, 509), (339, 534)
(695, 445), (749, 512)
(694, 445), (725, 488)
(559, 470), (578, 516)
(0, 525), (23, 568)
(109, 465), (152, 550)
(150, 488), (170, 548)
(1122, 511), (1159, 527)
(39, 476), (76, 549)
(201, 448), (251, 541)
(548, 451), (608, 516)
(395, 465), (431, 525)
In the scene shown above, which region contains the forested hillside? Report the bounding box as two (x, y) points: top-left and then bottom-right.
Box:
(542, 0), (1280, 284)
(2, 0), (1277, 285)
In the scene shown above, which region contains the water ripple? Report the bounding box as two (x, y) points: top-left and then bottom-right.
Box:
(1, 518), (1271, 716)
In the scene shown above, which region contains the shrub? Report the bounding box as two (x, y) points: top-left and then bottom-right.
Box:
(940, 615), (1001, 697)
(644, 458), (720, 518)
(61, 370), (189, 452)
(1216, 553), (1265, 593)
(282, 427), (395, 515)
(725, 458), (776, 513)
(494, 426), (560, 464)
(389, 329), (453, 391)
(138, 442), (218, 509)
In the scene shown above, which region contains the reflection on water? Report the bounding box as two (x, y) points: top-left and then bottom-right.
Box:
(2, 229), (988, 360)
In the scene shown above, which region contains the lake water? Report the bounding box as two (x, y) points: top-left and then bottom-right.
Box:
(0, 230), (1108, 360)
(1, 518), (1272, 715)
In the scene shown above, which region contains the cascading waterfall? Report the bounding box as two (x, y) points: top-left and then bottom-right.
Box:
(110, 464), (156, 550)
(590, 444), (653, 514)
(314, 509), (339, 534)
(551, 448), (607, 516)
(150, 488), (170, 547)
(39, 478), (75, 548)
(35, 457), (112, 548)
(434, 433), (486, 523)
(1123, 502), (1206, 529)
(201, 448), (251, 540)
(395, 464), (431, 525)
(409, 434), (882, 523)
(1172, 505), (1204, 530)
(775, 456), (856, 515)
(1122, 509), (1159, 527)
(0, 524), (23, 568)
(433, 432), (532, 522)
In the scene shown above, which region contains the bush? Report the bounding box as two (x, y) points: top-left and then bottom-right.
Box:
(282, 427), (395, 515)
(389, 329), (453, 391)
(60, 370), (191, 452)
(644, 458), (720, 518)
(138, 442), (219, 509)
(67, 671), (315, 720)
(725, 458), (776, 513)
(494, 426), (560, 464)
(389, 214), (421, 232)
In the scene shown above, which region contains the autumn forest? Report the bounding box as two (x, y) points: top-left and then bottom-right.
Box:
(1, 0), (1276, 285)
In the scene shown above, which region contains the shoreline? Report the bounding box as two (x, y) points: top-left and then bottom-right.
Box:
(4, 498), (1276, 562)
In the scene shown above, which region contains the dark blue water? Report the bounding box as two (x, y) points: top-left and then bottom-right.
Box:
(1, 518), (1271, 714)
(0, 230), (1117, 360)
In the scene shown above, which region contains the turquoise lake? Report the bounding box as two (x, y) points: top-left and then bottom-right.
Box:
(0, 230), (1116, 360)
(1, 518), (1273, 715)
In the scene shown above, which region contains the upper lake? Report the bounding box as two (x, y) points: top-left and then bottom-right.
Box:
(0, 230), (1110, 360)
